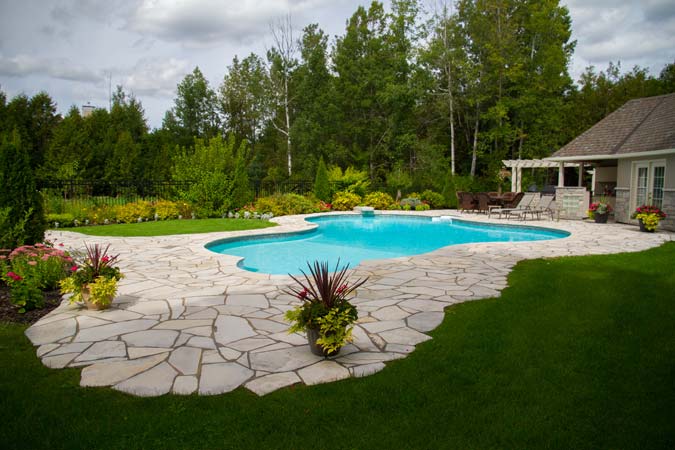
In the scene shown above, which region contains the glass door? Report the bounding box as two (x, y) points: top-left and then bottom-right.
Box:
(633, 162), (666, 209)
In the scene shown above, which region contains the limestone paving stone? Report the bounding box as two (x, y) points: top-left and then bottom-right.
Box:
(122, 329), (179, 348)
(245, 372), (300, 396)
(42, 353), (78, 369)
(173, 376), (198, 395)
(75, 341), (126, 362)
(27, 215), (670, 397)
(186, 336), (217, 349)
(128, 347), (171, 359)
(74, 319), (157, 342)
(214, 316), (256, 345)
(81, 353), (167, 387)
(298, 361), (350, 386)
(168, 347), (201, 375)
(25, 317), (77, 345)
(351, 362), (386, 378)
(114, 362), (177, 397)
(198, 363), (254, 395)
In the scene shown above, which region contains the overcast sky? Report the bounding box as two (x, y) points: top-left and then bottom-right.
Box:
(1, 0), (673, 129)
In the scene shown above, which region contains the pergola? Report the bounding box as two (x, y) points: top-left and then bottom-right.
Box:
(502, 159), (585, 192)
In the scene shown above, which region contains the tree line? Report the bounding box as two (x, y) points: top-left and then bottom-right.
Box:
(1, 0), (674, 195)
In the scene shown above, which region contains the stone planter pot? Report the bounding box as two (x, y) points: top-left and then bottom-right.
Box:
(306, 328), (340, 357)
(81, 287), (112, 310)
(594, 212), (609, 223)
(638, 219), (655, 233)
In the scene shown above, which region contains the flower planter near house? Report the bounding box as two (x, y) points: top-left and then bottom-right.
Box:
(638, 219), (654, 233)
(594, 212), (609, 224)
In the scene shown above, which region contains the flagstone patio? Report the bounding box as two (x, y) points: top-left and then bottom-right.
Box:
(25, 211), (672, 396)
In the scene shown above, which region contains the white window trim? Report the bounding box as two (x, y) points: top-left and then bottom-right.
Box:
(631, 159), (667, 211)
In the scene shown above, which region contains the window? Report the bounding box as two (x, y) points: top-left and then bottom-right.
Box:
(633, 161), (666, 209)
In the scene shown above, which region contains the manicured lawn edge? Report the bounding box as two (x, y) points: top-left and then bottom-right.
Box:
(1, 243), (673, 449)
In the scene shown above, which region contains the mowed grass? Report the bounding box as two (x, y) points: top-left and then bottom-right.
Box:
(1, 243), (673, 449)
(57, 218), (276, 236)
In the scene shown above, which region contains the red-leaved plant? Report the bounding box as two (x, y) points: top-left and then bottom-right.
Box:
(285, 260), (368, 355)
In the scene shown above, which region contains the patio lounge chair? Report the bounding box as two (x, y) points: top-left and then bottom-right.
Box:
(509, 195), (555, 220)
(488, 192), (538, 219)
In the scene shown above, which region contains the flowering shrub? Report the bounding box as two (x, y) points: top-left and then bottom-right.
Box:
(363, 192), (395, 210)
(1, 243), (73, 313)
(631, 205), (667, 231)
(331, 191), (361, 211)
(153, 200), (180, 220)
(254, 194), (320, 216)
(421, 190), (446, 209)
(115, 200), (154, 223)
(400, 197), (422, 208)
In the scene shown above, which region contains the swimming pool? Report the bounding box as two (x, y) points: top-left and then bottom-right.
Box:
(206, 214), (569, 275)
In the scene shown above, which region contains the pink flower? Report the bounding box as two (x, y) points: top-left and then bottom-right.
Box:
(297, 289), (308, 300)
(0, 255), (6, 260)
(101, 256), (110, 263)
(65, 257), (73, 262)
(42, 255), (50, 261)
(70, 265), (78, 272)
(337, 284), (348, 294)
(27, 261), (37, 266)
(59, 243), (64, 247)
(7, 272), (22, 281)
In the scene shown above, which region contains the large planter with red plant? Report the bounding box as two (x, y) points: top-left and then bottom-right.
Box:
(59, 243), (123, 311)
(284, 260), (368, 357)
(631, 205), (667, 232)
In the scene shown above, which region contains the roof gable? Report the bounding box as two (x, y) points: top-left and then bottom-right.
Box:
(552, 93), (675, 159)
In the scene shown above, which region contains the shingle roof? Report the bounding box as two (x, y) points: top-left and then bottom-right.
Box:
(552, 93), (675, 158)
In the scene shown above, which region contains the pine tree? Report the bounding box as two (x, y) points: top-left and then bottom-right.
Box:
(313, 157), (331, 202)
(0, 131), (45, 247)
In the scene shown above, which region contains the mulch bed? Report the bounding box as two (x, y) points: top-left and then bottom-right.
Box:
(0, 284), (63, 325)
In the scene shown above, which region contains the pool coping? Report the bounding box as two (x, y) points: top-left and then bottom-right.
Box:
(25, 211), (673, 397)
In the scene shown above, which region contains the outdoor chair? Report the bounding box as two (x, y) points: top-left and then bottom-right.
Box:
(488, 192), (537, 219)
(509, 195), (555, 220)
(457, 192), (477, 212)
(475, 192), (491, 213)
(502, 192), (521, 208)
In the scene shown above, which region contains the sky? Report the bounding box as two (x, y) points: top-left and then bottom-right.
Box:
(1, 0), (674, 129)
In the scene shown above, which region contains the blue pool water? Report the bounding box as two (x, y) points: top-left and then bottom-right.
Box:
(206, 215), (568, 275)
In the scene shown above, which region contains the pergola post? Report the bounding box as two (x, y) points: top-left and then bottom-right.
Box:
(558, 162), (565, 187)
(510, 170), (517, 193)
(577, 163), (584, 187)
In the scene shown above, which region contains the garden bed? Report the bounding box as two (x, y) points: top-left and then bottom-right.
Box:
(0, 285), (62, 325)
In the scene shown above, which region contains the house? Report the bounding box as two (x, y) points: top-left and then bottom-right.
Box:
(547, 93), (675, 231)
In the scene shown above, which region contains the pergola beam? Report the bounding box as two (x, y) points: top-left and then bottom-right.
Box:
(502, 159), (581, 191)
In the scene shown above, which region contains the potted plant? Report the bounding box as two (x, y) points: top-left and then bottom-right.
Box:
(631, 205), (667, 232)
(285, 260), (368, 357)
(59, 243), (123, 310)
(588, 198), (613, 223)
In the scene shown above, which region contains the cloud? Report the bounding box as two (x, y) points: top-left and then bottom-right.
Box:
(126, 0), (333, 45)
(120, 57), (191, 97)
(563, 0), (675, 79)
(642, 0), (675, 23)
(0, 54), (102, 83)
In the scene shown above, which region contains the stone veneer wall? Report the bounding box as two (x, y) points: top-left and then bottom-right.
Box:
(661, 189), (675, 231)
(614, 188), (631, 224)
(614, 187), (674, 231)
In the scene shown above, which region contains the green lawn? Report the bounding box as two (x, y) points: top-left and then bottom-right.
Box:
(1, 243), (673, 449)
(56, 218), (276, 236)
